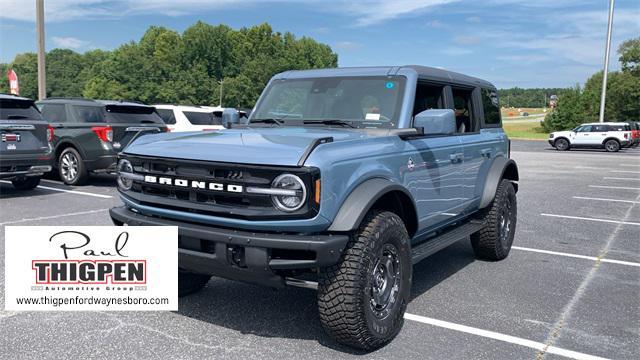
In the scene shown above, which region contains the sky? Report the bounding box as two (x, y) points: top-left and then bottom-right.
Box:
(0, 0), (638, 89)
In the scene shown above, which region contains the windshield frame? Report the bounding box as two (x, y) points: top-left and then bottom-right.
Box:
(249, 75), (407, 129)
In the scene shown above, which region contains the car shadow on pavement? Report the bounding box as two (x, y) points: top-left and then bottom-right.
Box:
(0, 183), (61, 199)
(176, 238), (477, 353)
(43, 172), (117, 188)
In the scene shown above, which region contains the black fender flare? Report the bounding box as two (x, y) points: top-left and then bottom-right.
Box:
(601, 137), (620, 146)
(54, 139), (88, 162)
(478, 157), (519, 209)
(327, 178), (417, 233)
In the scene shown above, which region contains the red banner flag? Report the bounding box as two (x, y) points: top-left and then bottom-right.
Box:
(7, 69), (19, 95)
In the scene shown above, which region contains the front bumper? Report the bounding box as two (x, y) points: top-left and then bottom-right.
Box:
(548, 139), (554, 146)
(109, 206), (350, 288)
(0, 156), (52, 179)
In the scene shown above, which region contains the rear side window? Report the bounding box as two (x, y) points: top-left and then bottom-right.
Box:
(105, 105), (163, 124)
(156, 109), (176, 124)
(0, 99), (42, 120)
(481, 88), (501, 126)
(184, 111), (222, 125)
(40, 104), (66, 123)
(73, 105), (104, 123)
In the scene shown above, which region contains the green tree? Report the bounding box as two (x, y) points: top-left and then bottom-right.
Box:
(618, 37), (640, 75)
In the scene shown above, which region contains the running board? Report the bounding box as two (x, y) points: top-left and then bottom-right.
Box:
(411, 220), (485, 264)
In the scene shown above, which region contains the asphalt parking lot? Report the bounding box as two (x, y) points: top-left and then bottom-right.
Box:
(1, 140), (638, 360)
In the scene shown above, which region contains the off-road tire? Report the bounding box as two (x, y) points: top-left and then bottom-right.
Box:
(178, 271), (211, 297)
(554, 138), (569, 151)
(317, 211), (411, 350)
(604, 139), (620, 152)
(59, 147), (89, 185)
(11, 177), (40, 190)
(471, 179), (517, 261)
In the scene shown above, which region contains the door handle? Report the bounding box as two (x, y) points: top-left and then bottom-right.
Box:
(450, 153), (463, 164)
(480, 149), (492, 158)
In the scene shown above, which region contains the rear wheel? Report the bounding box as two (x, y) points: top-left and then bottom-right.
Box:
(317, 211), (411, 350)
(471, 179), (517, 261)
(11, 177), (40, 190)
(604, 139), (620, 152)
(59, 147), (88, 185)
(554, 138), (569, 151)
(178, 271), (211, 297)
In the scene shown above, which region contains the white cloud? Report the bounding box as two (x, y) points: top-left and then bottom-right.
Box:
(342, 0), (460, 27)
(52, 36), (90, 49)
(0, 0), (462, 27)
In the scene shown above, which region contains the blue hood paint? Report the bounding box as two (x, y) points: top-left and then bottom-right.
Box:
(124, 127), (376, 166)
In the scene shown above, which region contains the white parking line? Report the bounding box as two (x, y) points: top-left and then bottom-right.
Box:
(620, 164), (640, 167)
(512, 246), (640, 268)
(0, 180), (112, 198)
(603, 177), (640, 181)
(404, 313), (607, 360)
(612, 170), (640, 174)
(0, 208), (111, 226)
(573, 196), (640, 204)
(588, 185), (640, 191)
(541, 213), (640, 226)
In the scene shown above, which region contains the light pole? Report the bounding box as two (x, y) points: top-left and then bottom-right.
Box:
(36, 0), (46, 100)
(218, 79), (223, 107)
(598, 0), (615, 123)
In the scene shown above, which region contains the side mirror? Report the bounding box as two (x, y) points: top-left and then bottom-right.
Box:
(413, 109), (456, 135)
(222, 108), (240, 128)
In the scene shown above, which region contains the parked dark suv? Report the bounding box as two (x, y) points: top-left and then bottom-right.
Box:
(0, 94), (53, 190)
(36, 98), (167, 185)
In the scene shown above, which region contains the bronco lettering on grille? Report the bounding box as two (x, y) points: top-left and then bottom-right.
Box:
(143, 175), (243, 193)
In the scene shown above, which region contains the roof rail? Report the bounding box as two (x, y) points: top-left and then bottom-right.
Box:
(44, 97), (96, 102)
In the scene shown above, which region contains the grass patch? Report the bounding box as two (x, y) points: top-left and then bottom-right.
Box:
(503, 121), (549, 140)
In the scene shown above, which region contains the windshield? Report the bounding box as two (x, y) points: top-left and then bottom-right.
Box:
(251, 76), (406, 128)
(0, 99), (43, 120)
(105, 105), (164, 124)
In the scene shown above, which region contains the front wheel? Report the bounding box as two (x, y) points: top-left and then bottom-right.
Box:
(11, 177), (40, 190)
(317, 211), (411, 350)
(554, 138), (569, 151)
(471, 179), (517, 261)
(604, 139), (620, 152)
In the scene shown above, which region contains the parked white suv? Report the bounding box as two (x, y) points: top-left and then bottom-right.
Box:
(549, 122), (633, 152)
(154, 105), (225, 132)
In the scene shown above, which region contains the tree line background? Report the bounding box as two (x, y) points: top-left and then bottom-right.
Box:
(542, 37), (640, 131)
(0, 21), (637, 131)
(0, 22), (338, 108)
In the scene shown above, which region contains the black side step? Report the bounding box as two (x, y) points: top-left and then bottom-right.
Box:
(411, 220), (485, 264)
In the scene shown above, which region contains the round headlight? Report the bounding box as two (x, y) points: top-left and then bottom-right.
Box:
(271, 174), (306, 212)
(117, 159), (133, 191)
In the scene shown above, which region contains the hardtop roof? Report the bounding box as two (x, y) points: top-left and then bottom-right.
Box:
(273, 65), (495, 89)
(36, 97), (153, 108)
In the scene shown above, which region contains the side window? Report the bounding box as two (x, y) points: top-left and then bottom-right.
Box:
(481, 88), (501, 126)
(156, 109), (176, 124)
(576, 125), (592, 132)
(451, 88), (476, 133)
(40, 104), (67, 123)
(592, 125), (607, 132)
(413, 83), (444, 116)
(72, 105), (104, 123)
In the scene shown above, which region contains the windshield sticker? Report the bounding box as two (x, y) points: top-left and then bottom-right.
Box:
(365, 113), (381, 121)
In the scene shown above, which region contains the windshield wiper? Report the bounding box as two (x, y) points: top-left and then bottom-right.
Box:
(250, 118), (284, 126)
(304, 119), (356, 128)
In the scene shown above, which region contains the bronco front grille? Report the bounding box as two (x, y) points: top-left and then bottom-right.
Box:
(120, 155), (319, 220)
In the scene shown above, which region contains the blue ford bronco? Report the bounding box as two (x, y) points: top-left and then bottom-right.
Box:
(110, 66), (519, 350)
